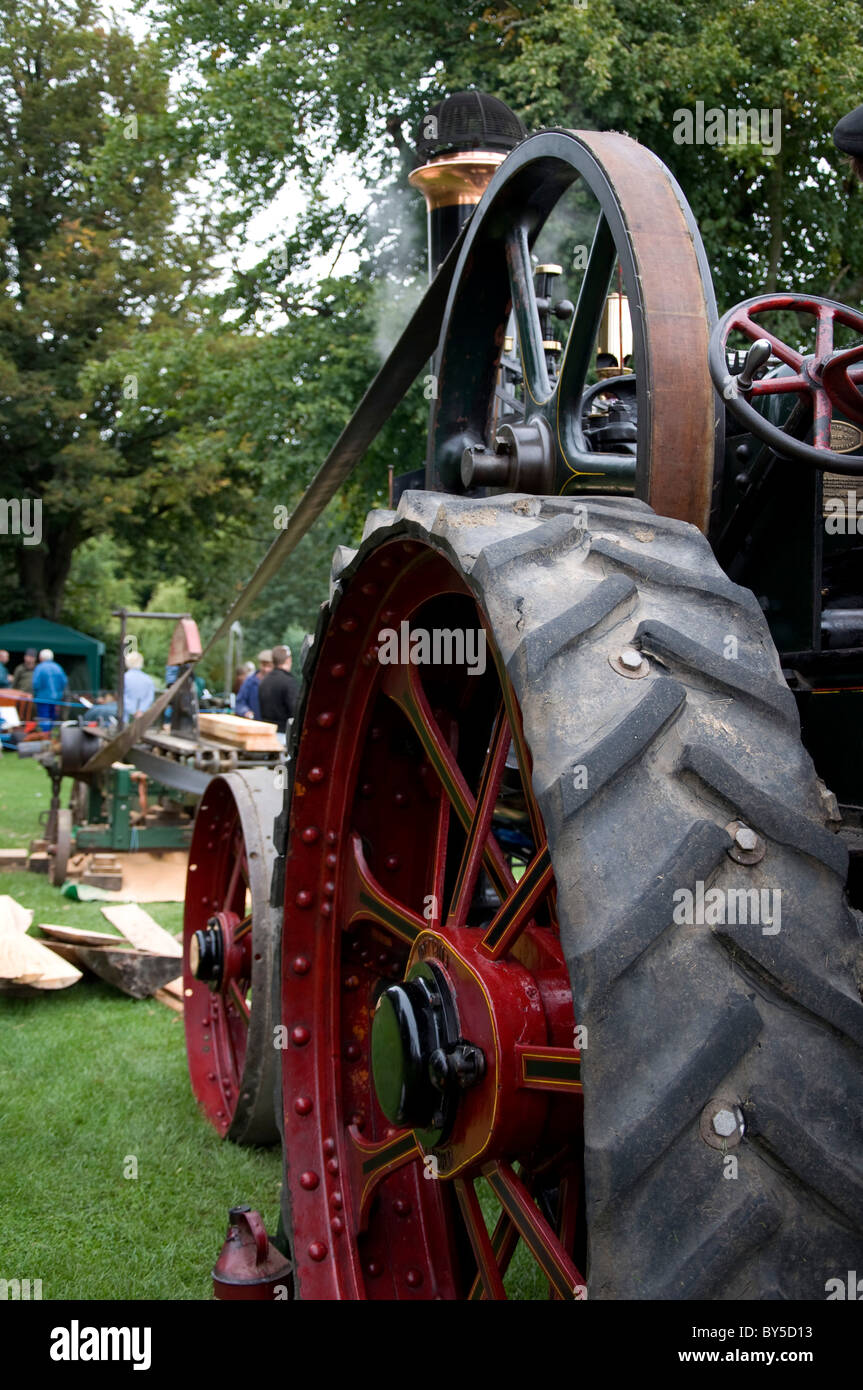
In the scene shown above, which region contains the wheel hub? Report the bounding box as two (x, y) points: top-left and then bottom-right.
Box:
(371, 960), (484, 1143)
(190, 917), (225, 985)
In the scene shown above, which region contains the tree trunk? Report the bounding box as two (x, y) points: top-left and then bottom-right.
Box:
(765, 154), (784, 292)
(17, 525), (78, 619)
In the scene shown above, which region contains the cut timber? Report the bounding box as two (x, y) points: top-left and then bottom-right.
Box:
(0, 849), (27, 869)
(0, 923), (81, 990)
(153, 986), (184, 1013)
(0, 896), (33, 933)
(197, 712), (282, 752)
(39, 923), (122, 947)
(75, 946), (182, 999)
(101, 903), (182, 957)
(39, 939), (91, 972)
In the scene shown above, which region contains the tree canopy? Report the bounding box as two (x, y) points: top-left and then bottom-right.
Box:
(2, 0), (862, 676)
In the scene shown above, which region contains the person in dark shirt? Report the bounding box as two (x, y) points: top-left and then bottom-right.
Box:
(12, 649), (37, 692)
(258, 645), (299, 735)
(236, 650), (273, 719)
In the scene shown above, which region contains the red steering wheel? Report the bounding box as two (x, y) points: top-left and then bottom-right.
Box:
(708, 292), (863, 474)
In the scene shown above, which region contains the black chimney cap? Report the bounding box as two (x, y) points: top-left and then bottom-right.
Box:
(416, 90), (526, 160)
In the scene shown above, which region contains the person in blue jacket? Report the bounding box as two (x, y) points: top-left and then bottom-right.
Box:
(236, 650), (273, 719)
(32, 648), (68, 726)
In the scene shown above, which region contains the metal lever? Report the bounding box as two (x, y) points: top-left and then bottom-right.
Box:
(737, 338), (772, 391)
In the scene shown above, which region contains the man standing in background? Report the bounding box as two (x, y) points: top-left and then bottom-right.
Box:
(12, 648), (37, 692)
(259, 645), (299, 735)
(124, 651), (156, 721)
(0, 650), (10, 688)
(236, 650), (273, 719)
(32, 648), (68, 725)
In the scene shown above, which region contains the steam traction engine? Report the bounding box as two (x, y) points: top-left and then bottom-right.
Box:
(182, 94), (863, 1299)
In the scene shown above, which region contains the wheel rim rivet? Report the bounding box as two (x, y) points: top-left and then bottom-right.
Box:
(734, 826), (758, 852)
(620, 647), (642, 670)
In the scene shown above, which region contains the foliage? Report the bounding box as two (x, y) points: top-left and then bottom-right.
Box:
(0, 0), (215, 617)
(151, 0), (863, 309)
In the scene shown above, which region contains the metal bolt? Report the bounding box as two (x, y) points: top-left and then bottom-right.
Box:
(734, 826), (758, 852)
(712, 1108), (738, 1138)
(619, 647), (643, 671)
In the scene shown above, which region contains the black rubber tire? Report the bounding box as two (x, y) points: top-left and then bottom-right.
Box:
(326, 488), (863, 1300)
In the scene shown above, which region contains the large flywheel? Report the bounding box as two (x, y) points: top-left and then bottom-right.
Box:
(184, 769), (282, 1145)
(428, 129), (721, 531)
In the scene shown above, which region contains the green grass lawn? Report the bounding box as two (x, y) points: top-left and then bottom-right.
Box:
(0, 753), (282, 1300)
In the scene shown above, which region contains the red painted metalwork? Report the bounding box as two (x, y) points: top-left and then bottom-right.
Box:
(280, 537), (586, 1298)
(724, 293), (863, 441)
(183, 771), (281, 1144)
(212, 1206), (293, 1300)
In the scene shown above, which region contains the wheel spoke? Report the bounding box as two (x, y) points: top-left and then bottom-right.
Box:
(815, 304), (835, 361)
(447, 702), (509, 927)
(344, 832), (425, 944)
(480, 844), (554, 958)
(557, 213), (617, 404)
(454, 1178), (508, 1299)
(812, 386), (833, 450)
(732, 313), (803, 372)
(233, 914), (253, 942)
(228, 978), (250, 1023)
(516, 1042), (583, 1094)
(557, 1165), (581, 1257)
(506, 223), (551, 402)
(223, 824), (245, 912)
(483, 1161), (587, 1300)
(467, 1209), (520, 1299)
(383, 662), (514, 899)
(822, 339), (863, 426)
(346, 1125), (422, 1229)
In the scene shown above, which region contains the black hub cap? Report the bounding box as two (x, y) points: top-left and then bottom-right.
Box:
(190, 918), (224, 987)
(371, 960), (485, 1146)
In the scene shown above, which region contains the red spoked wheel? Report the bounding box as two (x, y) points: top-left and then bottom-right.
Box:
(709, 292), (863, 471)
(184, 769), (282, 1145)
(280, 532), (587, 1299)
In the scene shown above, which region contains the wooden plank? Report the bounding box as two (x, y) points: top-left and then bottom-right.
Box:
(101, 904), (182, 958)
(0, 895), (33, 933)
(39, 923), (123, 947)
(39, 939), (91, 972)
(75, 946), (181, 999)
(0, 849), (28, 869)
(160, 975), (184, 1001)
(197, 713), (281, 751)
(0, 923), (82, 989)
(198, 712), (277, 736)
(153, 986), (184, 1013)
